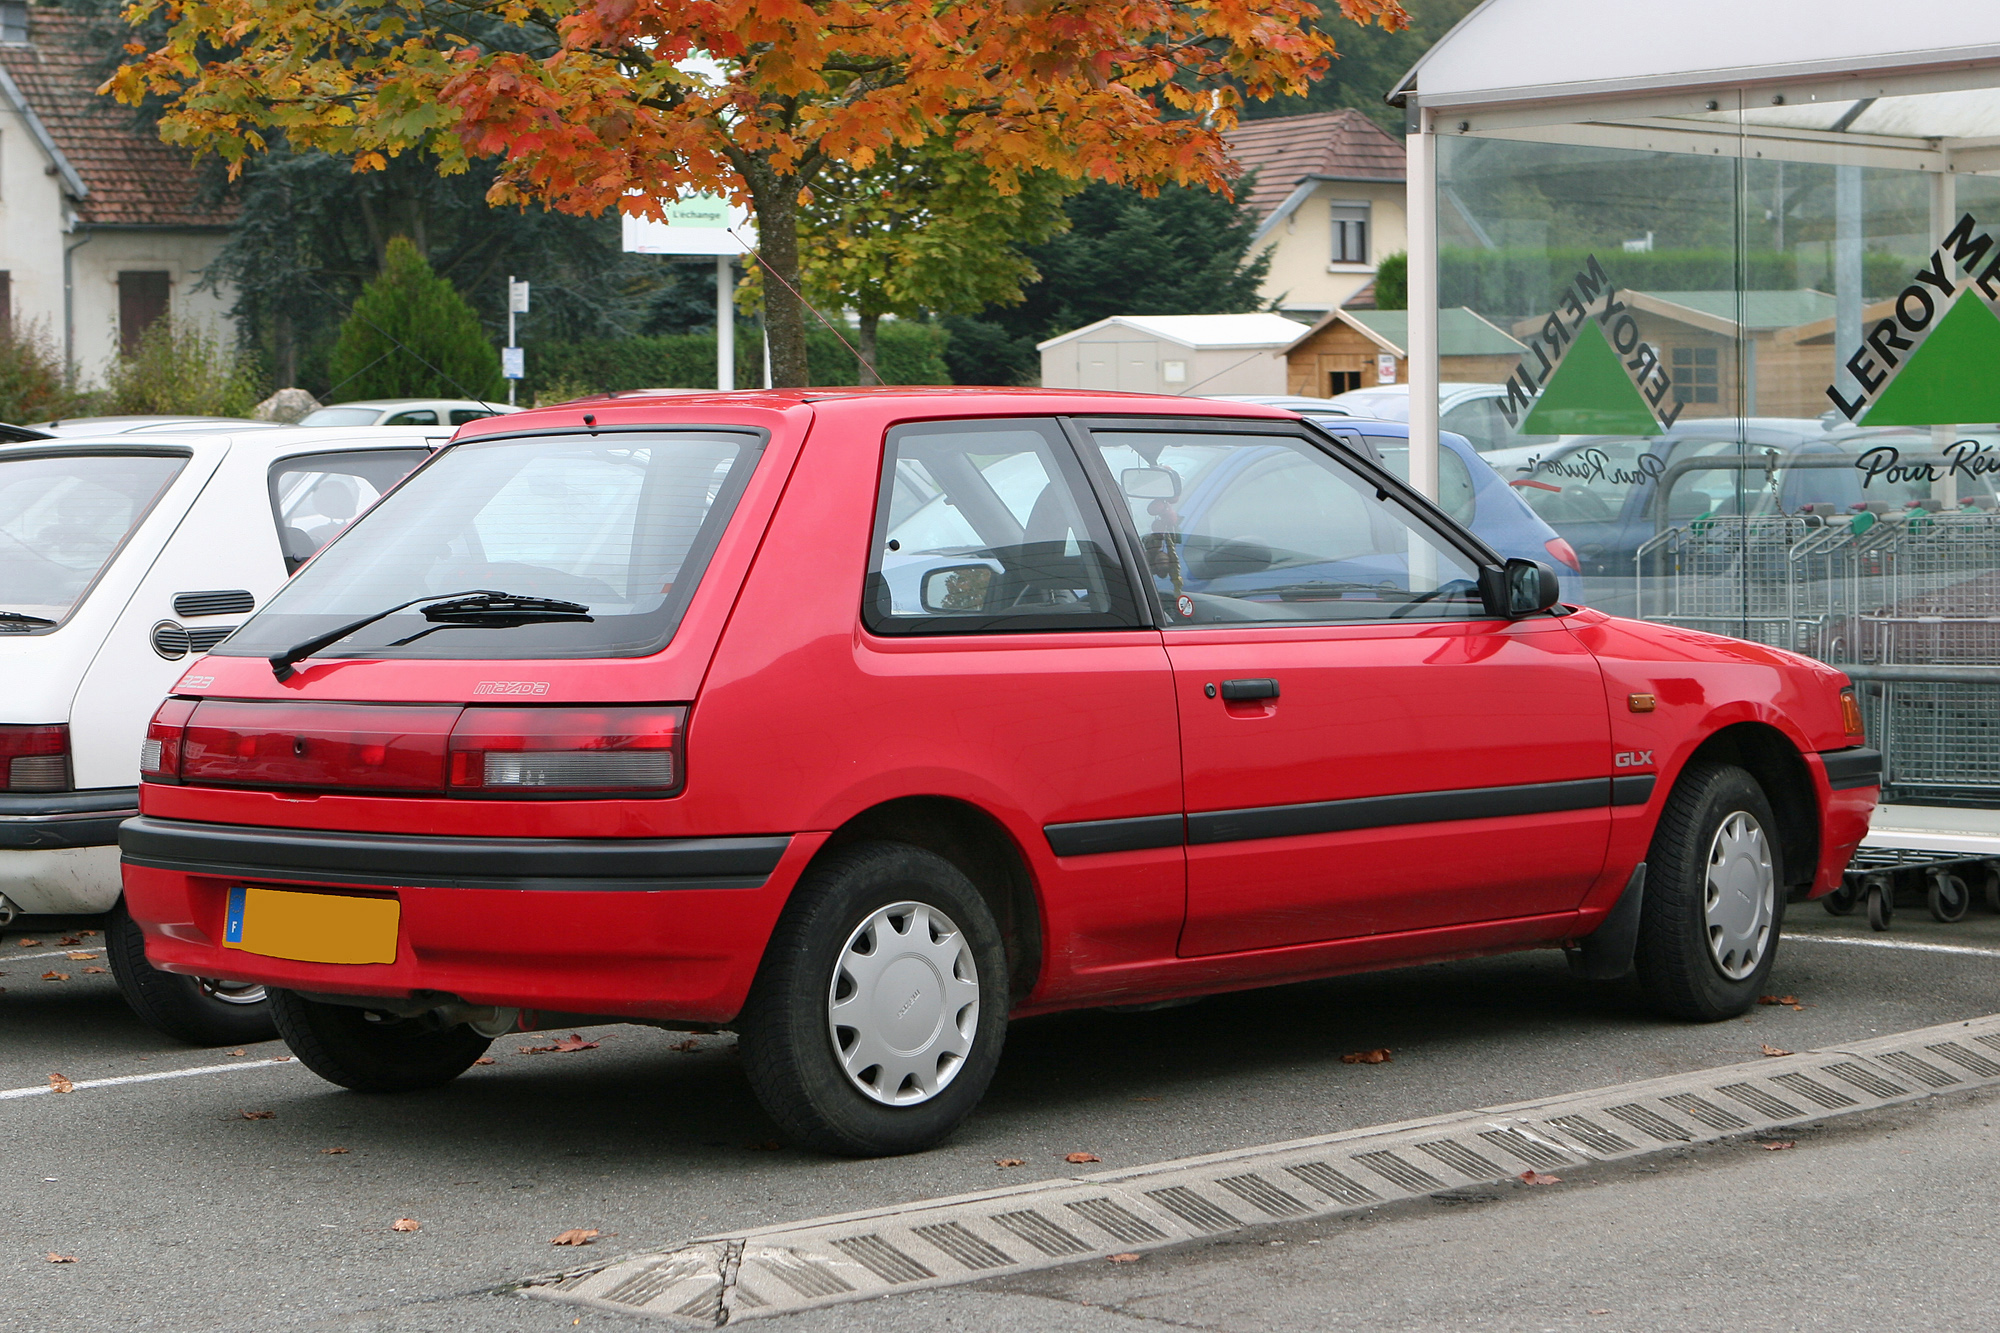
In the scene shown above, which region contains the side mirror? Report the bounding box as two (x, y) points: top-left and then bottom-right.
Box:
(920, 563), (997, 613)
(1122, 466), (1180, 500)
(1481, 558), (1562, 618)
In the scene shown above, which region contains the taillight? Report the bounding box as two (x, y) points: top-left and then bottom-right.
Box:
(179, 701), (458, 791)
(1839, 686), (1866, 739)
(1544, 536), (1582, 571)
(140, 699), (198, 783)
(448, 707), (686, 795)
(0, 724), (71, 792)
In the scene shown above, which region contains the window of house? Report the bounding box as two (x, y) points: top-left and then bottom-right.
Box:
(1330, 203), (1371, 265)
(0, 271), (12, 331)
(0, 3), (28, 44)
(117, 271), (171, 355)
(1327, 370), (1363, 395)
(1671, 345), (1721, 404)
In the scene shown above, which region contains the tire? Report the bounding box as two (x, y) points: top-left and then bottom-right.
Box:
(1633, 763), (1785, 1021)
(1927, 871), (1970, 923)
(267, 988), (491, 1092)
(106, 901), (277, 1047)
(1821, 883), (1859, 916)
(737, 842), (1009, 1157)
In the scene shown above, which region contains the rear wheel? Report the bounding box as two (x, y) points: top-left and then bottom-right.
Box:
(106, 901), (276, 1047)
(1634, 763), (1784, 1021)
(268, 989), (490, 1092)
(737, 842), (1008, 1156)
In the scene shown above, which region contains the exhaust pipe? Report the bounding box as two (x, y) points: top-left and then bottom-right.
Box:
(0, 894), (17, 929)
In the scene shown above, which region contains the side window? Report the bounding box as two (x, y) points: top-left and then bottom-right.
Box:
(1441, 399), (1501, 452)
(449, 409), (494, 426)
(866, 419), (1137, 634)
(1089, 429), (1489, 625)
(383, 409), (440, 426)
(269, 449), (429, 572)
(1365, 435), (1477, 528)
(1514, 437), (1659, 526)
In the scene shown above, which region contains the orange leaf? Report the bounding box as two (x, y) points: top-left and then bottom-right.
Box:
(66, 952), (95, 961)
(239, 1110), (276, 1120)
(47, 1073), (74, 1094)
(1760, 1140), (1797, 1151)
(995, 1158), (1025, 1168)
(1341, 1048), (1392, 1064)
(1518, 1170), (1562, 1186)
(391, 1218), (421, 1232)
(17, 939), (41, 946)
(42, 971), (70, 982)
(46, 1253), (77, 1263)
(1063, 1152), (1101, 1164)
(1106, 1252), (1141, 1263)
(321, 1147), (350, 1154)
(82, 967), (108, 975)
(473, 1056), (496, 1065)
(550, 1228), (600, 1246)
(1760, 1043), (1792, 1057)
(519, 1033), (600, 1054)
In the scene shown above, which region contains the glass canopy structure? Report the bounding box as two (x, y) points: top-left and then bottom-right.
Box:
(1395, 2), (2000, 804)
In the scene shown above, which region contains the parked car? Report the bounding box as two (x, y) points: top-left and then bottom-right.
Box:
(1, 424), (53, 443)
(1, 424), (443, 1044)
(31, 415), (278, 436)
(1213, 397), (1584, 603)
(299, 399), (523, 428)
(120, 389), (1877, 1155)
(1308, 383), (1565, 456)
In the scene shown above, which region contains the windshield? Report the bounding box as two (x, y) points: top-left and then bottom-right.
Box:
(300, 407), (384, 427)
(219, 430), (764, 661)
(0, 450), (187, 628)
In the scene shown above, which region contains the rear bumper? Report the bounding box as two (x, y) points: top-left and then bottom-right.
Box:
(119, 817), (819, 1024)
(0, 788), (138, 850)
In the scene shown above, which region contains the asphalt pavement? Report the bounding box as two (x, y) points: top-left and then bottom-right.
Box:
(5, 898), (1998, 1333)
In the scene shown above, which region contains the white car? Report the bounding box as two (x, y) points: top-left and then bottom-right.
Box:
(299, 398), (522, 428)
(29, 415), (279, 436)
(0, 425), (445, 1043)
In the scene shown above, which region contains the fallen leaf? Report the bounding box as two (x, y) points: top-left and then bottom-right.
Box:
(1590, 1310), (1611, 1316)
(1760, 1043), (1793, 1057)
(995, 1158), (1026, 1168)
(669, 1039), (700, 1052)
(1518, 1170), (1563, 1186)
(519, 1033), (600, 1054)
(1106, 1253), (1141, 1263)
(17, 938), (42, 946)
(320, 1147), (350, 1155)
(226, 1049), (246, 1057)
(82, 967), (107, 975)
(66, 952), (95, 961)
(391, 1218), (421, 1232)
(1341, 1048), (1393, 1064)
(58, 935), (81, 946)
(1064, 1152), (1101, 1164)
(46, 1253), (77, 1264)
(42, 971), (69, 982)
(1760, 1140), (1797, 1151)
(238, 1110), (276, 1120)
(472, 1056), (496, 1065)
(79, 930), (98, 937)
(47, 1073), (74, 1094)
(273, 1055), (292, 1062)
(550, 1229), (600, 1247)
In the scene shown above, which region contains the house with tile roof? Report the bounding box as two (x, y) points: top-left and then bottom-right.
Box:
(1222, 110), (1407, 322)
(0, 1), (233, 388)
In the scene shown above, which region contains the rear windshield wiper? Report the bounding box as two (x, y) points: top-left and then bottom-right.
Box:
(268, 590), (591, 681)
(0, 611), (59, 628)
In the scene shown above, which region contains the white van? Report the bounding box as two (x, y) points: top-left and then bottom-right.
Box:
(0, 426), (443, 1043)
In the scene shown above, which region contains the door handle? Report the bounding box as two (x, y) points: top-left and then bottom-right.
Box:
(1218, 678), (1280, 701)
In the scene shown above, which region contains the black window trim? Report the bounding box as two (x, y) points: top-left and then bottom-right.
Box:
(1064, 413), (1509, 626)
(862, 415), (1146, 637)
(0, 442), (193, 635)
(265, 443), (438, 574)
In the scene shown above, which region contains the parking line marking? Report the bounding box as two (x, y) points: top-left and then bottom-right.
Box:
(4, 948), (106, 964)
(0, 1056), (301, 1102)
(1787, 935), (2000, 959)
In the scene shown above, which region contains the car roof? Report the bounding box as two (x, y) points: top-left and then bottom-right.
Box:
(316, 399), (520, 411)
(0, 424), (451, 462)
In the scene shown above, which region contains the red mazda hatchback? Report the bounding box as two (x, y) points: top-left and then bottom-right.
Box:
(121, 390), (1880, 1155)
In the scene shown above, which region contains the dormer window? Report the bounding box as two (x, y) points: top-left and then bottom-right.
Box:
(0, 2), (27, 45)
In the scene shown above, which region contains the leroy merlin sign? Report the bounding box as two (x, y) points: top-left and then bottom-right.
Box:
(1495, 256), (1686, 436)
(1826, 214), (2000, 425)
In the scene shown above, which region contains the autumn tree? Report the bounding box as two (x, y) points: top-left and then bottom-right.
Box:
(111, 0), (1407, 387)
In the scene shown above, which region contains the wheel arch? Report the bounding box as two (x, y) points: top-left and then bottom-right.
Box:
(816, 796), (1044, 1004)
(1678, 722), (1819, 896)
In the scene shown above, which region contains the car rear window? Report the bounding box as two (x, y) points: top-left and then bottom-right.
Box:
(218, 430), (763, 661)
(0, 449), (187, 629)
(299, 407), (382, 427)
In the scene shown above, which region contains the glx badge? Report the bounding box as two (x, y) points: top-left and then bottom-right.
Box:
(1615, 750), (1654, 768)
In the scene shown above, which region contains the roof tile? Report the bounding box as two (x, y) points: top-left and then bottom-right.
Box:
(1223, 109), (1406, 220)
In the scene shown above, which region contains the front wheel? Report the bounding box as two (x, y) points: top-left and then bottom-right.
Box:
(1634, 763), (1784, 1021)
(268, 989), (491, 1092)
(106, 901), (277, 1047)
(737, 842), (1009, 1156)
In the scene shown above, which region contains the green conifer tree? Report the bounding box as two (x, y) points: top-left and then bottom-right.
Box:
(327, 237), (503, 402)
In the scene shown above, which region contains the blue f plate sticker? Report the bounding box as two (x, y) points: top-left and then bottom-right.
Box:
(224, 885), (247, 944)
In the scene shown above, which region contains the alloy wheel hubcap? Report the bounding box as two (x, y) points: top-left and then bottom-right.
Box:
(196, 978), (267, 1006)
(827, 901), (980, 1106)
(1704, 810), (1774, 980)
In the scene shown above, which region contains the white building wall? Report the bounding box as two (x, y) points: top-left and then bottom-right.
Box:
(67, 230), (232, 387)
(0, 108), (71, 348)
(1254, 180), (1408, 318)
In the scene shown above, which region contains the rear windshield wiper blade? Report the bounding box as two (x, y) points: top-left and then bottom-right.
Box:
(267, 589), (590, 681)
(0, 611), (59, 627)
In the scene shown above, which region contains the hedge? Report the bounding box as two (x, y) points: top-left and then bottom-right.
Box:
(1439, 246), (1913, 321)
(526, 320), (950, 398)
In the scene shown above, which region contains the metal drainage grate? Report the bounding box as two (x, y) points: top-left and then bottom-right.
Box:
(753, 1252), (853, 1299)
(1716, 1082), (1803, 1119)
(1660, 1093), (1748, 1131)
(1144, 1186), (1241, 1234)
(1351, 1151), (1445, 1193)
(1544, 1114), (1637, 1155)
(1286, 1161), (1381, 1206)
(1216, 1173), (1311, 1218)
(1822, 1062), (1907, 1100)
(1770, 1073), (1858, 1110)
(1416, 1139), (1502, 1178)
(1066, 1198), (1166, 1244)
(1927, 1042), (2000, 1078)
(990, 1210), (1091, 1257)
(1604, 1103), (1695, 1143)
(1478, 1128), (1570, 1169)
(601, 1258), (705, 1308)
(912, 1222), (1013, 1271)
(1877, 1050), (1959, 1088)
(829, 1235), (932, 1284)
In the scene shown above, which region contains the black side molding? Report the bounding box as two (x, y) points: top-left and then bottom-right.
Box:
(1186, 777), (1610, 847)
(1819, 746), (1884, 791)
(1044, 813), (1184, 858)
(1611, 775), (1657, 806)
(0, 787), (139, 850)
(119, 817), (789, 892)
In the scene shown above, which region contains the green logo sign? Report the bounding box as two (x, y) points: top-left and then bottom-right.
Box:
(1829, 213), (2000, 425)
(1498, 256), (1685, 436)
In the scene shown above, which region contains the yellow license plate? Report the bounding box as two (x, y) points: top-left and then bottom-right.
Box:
(223, 886), (399, 965)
